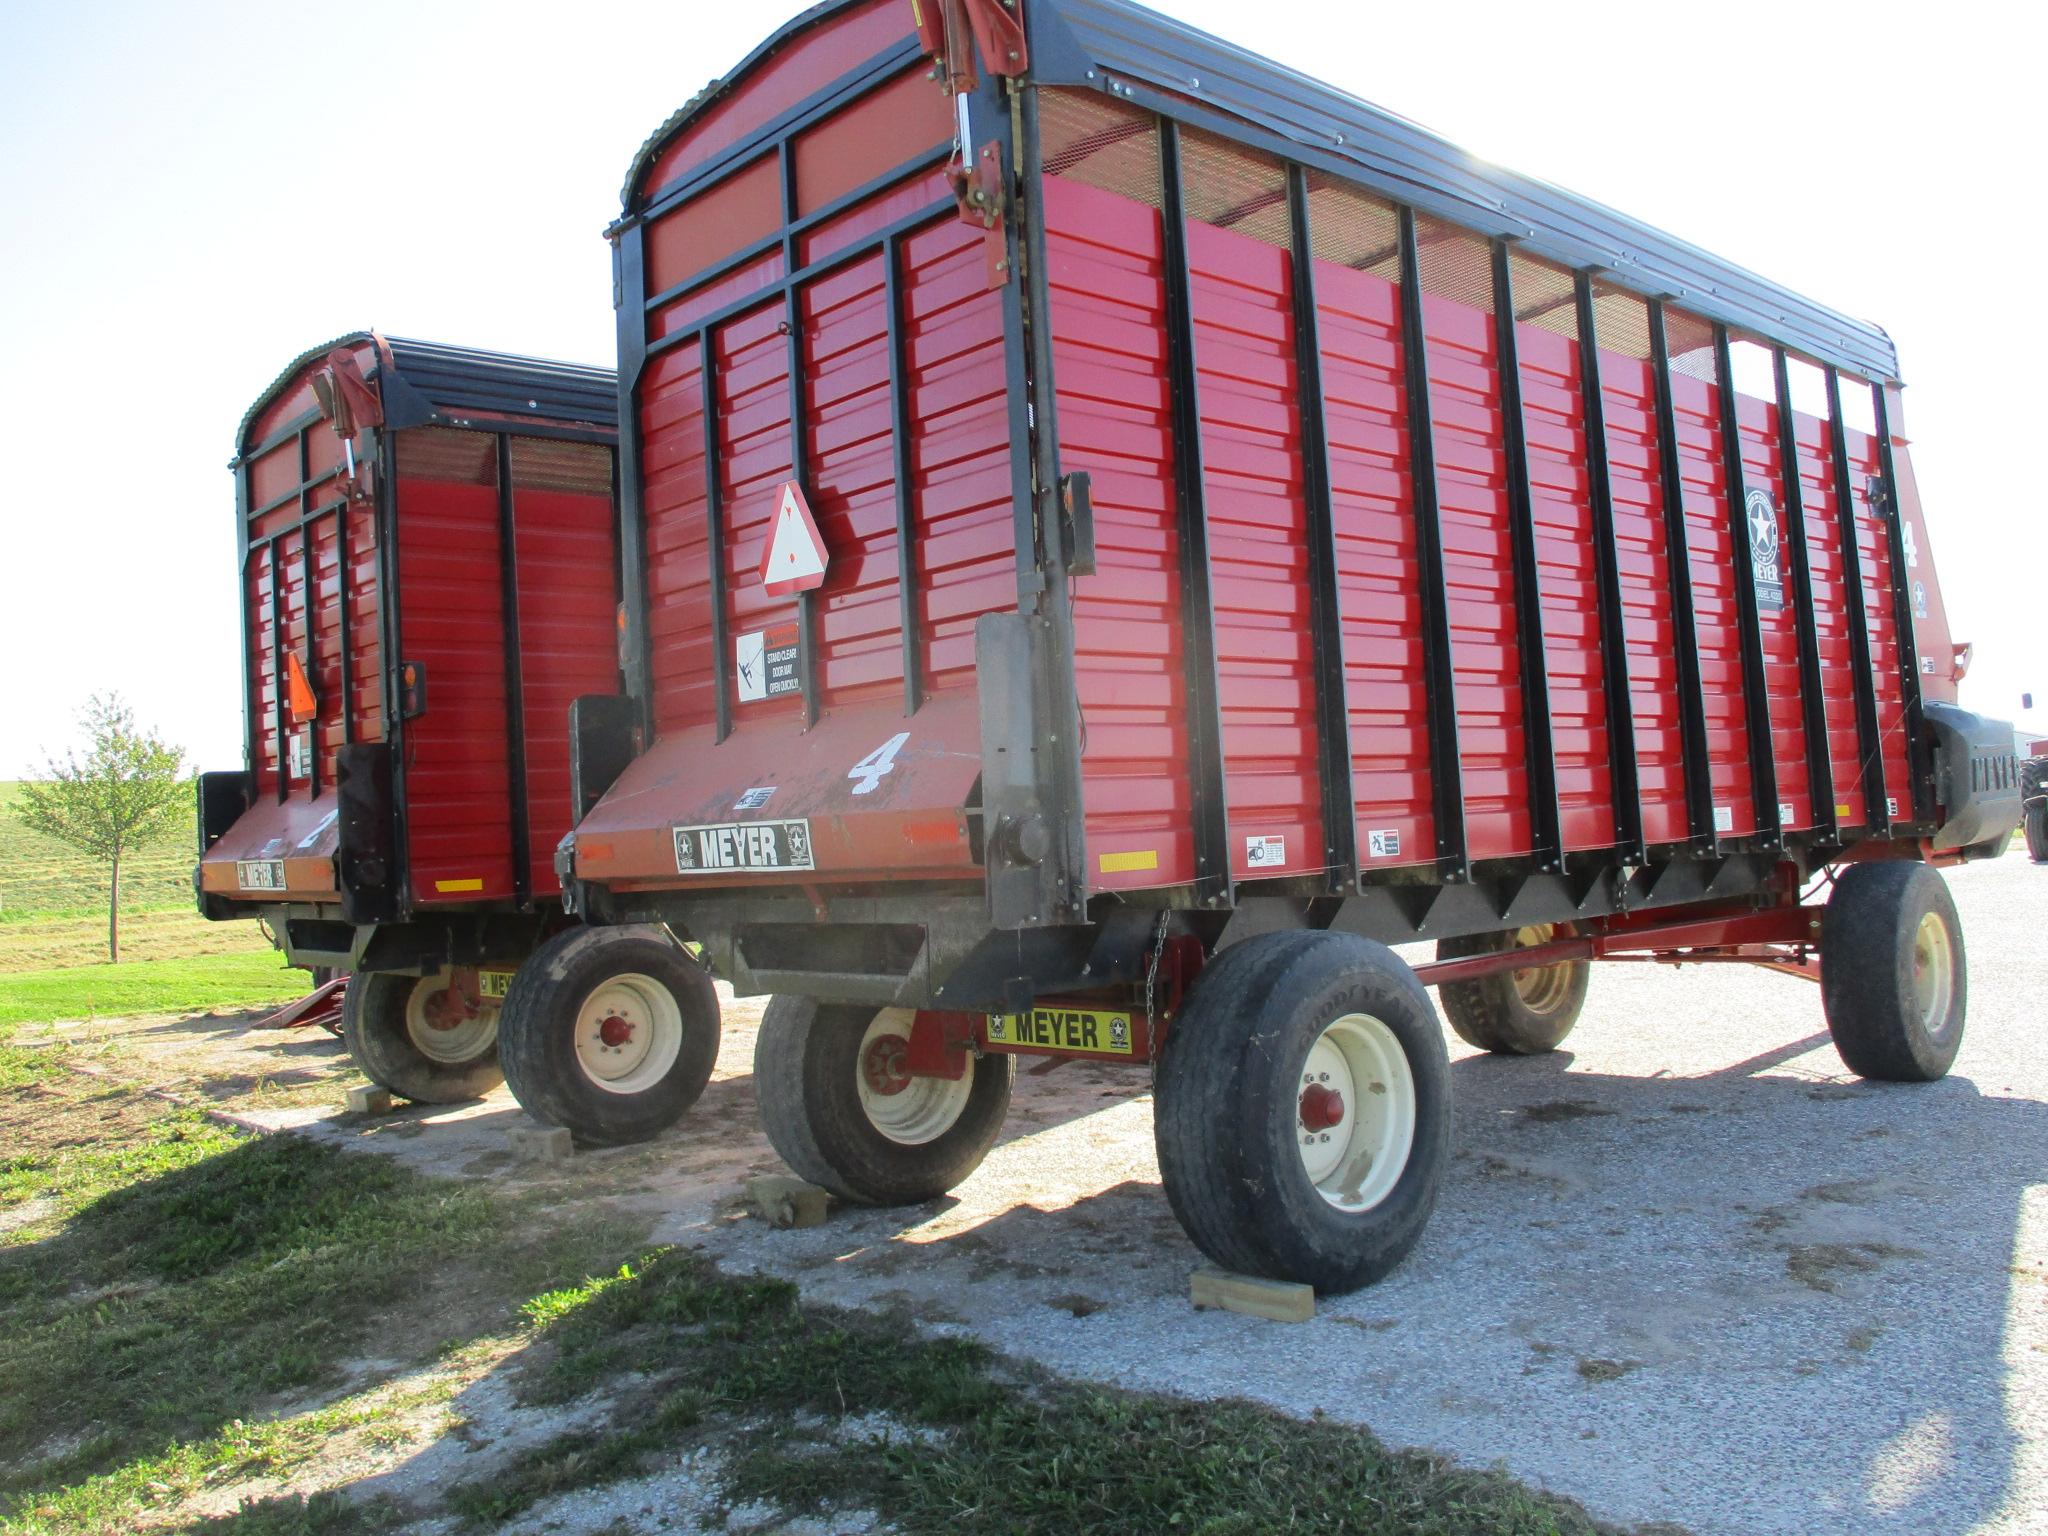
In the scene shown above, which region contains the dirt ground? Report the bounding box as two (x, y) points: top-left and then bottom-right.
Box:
(29, 854), (2047, 1536)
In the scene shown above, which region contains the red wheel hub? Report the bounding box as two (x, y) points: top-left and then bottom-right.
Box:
(1299, 1082), (1346, 1133)
(862, 1035), (912, 1096)
(598, 1014), (636, 1049)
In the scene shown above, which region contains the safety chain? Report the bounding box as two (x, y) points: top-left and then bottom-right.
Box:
(1143, 909), (1170, 1089)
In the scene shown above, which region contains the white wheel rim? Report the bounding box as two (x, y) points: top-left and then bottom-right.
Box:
(403, 973), (500, 1064)
(573, 972), (685, 1095)
(1296, 1012), (1417, 1212)
(1911, 911), (1955, 1036)
(855, 1009), (972, 1146)
(1508, 923), (1573, 1014)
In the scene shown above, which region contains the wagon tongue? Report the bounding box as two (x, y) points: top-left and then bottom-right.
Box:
(571, 692), (984, 889)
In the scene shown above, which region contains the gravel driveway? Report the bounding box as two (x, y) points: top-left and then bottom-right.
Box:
(236, 853), (2046, 1536)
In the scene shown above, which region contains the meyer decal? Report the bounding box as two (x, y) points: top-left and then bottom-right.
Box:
(672, 819), (814, 875)
(988, 1007), (1134, 1056)
(1744, 488), (1786, 614)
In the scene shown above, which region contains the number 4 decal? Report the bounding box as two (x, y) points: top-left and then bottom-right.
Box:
(848, 732), (910, 795)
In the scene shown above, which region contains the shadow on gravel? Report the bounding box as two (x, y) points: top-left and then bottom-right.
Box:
(1438, 1042), (2047, 1535)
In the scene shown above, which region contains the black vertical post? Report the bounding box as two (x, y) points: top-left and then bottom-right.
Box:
(1871, 383), (1935, 828)
(1490, 240), (1561, 872)
(1710, 323), (1780, 847)
(1011, 75), (1089, 920)
(297, 429), (317, 797)
(335, 495), (353, 749)
(268, 530), (285, 805)
(235, 460), (258, 777)
(781, 139), (820, 728)
(377, 425), (412, 911)
(883, 234), (924, 716)
(1646, 300), (1716, 853)
(1286, 166), (1358, 892)
(613, 223), (655, 738)
(1159, 120), (1233, 907)
(495, 435), (532, 908)
(1574, 274), (1643, 862)
(700, 330), (733, 742)
(1771, 347), (1836, 843)
(1825, 366), (1889, 829)
(1396, 207), (1469, 883)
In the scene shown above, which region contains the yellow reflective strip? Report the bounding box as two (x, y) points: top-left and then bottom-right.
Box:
(1099, 849), (1159, 874)
(435, 878), (485, 893)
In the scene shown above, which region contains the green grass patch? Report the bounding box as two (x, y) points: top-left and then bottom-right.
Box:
(458, 1249), (1606, 1535)
(0, 951), (303, 1027)
(0, 1078), (647, 1531)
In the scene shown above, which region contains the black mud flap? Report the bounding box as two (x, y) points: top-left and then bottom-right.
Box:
(336, 743), (398, 923)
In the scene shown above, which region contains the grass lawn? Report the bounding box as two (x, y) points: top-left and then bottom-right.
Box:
(0, 781), (202, 931)
(0, 952), (304, 1028)
(0, 1023), (1610, 1535)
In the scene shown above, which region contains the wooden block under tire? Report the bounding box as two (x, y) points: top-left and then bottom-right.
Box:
(509, 1124), (575, 1162)
(1190, 1267), (1315, 1323)
(746, 1174), (831, 1229)
(344, 1084), (395, 1116)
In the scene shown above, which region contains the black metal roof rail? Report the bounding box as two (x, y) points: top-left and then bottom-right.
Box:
(235, 332), (617, 459)
(1023, 0), (1901, 384)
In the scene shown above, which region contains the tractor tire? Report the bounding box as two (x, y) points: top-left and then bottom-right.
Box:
(341, 970), (503, 1105)
(753, 998), (1012, 1205)
(1154, 930), (1451, 1293)
(1820, 861), (1966, 1082)
(498, 926), (720, 1146)
(2022, 758), (2048, 863)
(1435, 923), (1589, 1055)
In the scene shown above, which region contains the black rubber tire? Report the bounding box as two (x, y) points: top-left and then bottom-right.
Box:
(498, 926), (721, 1146)
(1155, 930), (1452, 1293)
(341, 971), (503, 1105)
(1820, 861), (1966, 1083)
(1154, 930), (1330, 1278)
(1435, 925), (1588, 1055)
(753, 997), (1013, 1205)
(2023, 758), (2048, 862)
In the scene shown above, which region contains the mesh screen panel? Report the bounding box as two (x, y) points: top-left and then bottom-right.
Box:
(1039, 88), (1161, 209)
(1508, 250), (1577, 340)
(511, 437), (612, 498)
(1664, 308), (1718, 383)
(396, 427), (496, 486)
(1304, 174), (1400, 280)
(1413, 217), (1494, 313)
(1179, 127), (1290, 247)
(1590, 283), (1652, 361)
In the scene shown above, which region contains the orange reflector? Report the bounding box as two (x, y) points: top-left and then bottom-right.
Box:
(284, 651), (318, 726)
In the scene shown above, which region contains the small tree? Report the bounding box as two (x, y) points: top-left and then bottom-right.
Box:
(17, 695), (188, 962)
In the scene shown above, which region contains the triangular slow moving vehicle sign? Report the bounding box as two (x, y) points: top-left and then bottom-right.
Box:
(759, 481), (828, 596)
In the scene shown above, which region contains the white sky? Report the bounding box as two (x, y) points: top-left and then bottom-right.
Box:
(1, 0), (2042, 774)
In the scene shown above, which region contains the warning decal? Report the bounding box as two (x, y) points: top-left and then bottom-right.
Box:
(759, 481), (828, 596)
(736, 624), (800, 702)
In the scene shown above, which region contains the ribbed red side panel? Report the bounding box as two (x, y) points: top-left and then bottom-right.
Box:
(1734, 394), (1813, 828)
(1187, 221), (1323, 880)
(1789, 409), (1867, 827)
(247, 541), (279, 798)
(1043, 175), (1193, 889)
(1668, 373), (1756, 835)
(1313, 261), (1432, 870)
(1596, 352), (1688, 846)
(902, 221), (1015, 693)
(511, 441), (619, 899)
(395, 443), (515, 904)
(1423, 288), (1529, 859)
(640, 219), (1009, 739)
(1845, 423), (1914, 813)
(307, 512), (344, 788)
(1517, 321), (1614, 851)
(345, 501), (385, 752)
